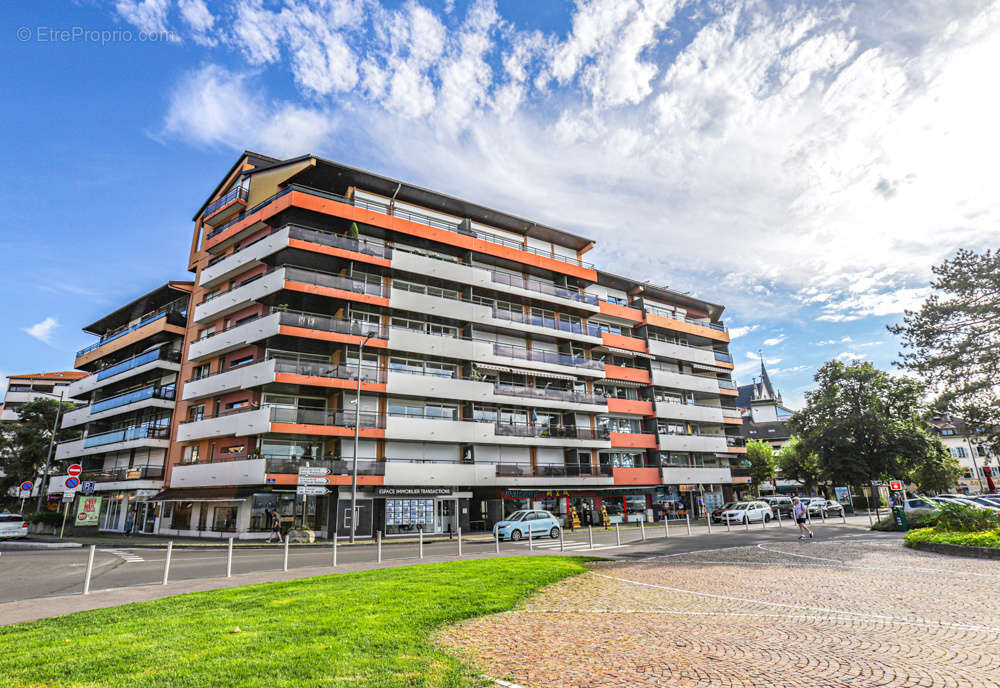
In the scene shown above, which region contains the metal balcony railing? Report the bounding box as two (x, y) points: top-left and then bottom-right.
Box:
(489, 271), (598, 306)
(490, 307), (602, 337)
(83, 425), (170, 448)
(90, 385), (175, 415)
(262, 457), (385, 476)
(492, 343), (604, 370)
(714, 351), (733, 363)
(95, 348), (180, 381)
(81, 465), (164, 482)
(493, 383), (606, 405)
(76, 298), (187, 357)
(204, 186), (248, 218)
(494, 424), (610, 440)
(494, 462), (613, 477)
(276, 309), (388, 339)
(268, 407), (386, 428)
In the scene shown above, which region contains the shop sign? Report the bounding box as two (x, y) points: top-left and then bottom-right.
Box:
(375, 487), (453, 497)
(135, 489), (158, 498)
(678, 484), (698, 492)
(76, 497), (102, 526)
(834, 486), (852, 505)
(80, 481), (96, 495)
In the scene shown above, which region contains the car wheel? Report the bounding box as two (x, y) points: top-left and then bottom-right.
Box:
(764, 514), (771, 522)
(510, 529), (522, 542)
(743, 516), (749, 525)
(550, 526), (560, 539)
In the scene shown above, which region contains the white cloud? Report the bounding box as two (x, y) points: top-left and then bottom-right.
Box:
(762, 334), (787, 347)
(23, 317), (58, 345)
(728, 324), (758, 339)
(815, 336), (852, 346)
(836, 351), (867, 361)
(150, 0), (1000, 322)
(178, 0), (216, 45)
(115, 0), (173, 35)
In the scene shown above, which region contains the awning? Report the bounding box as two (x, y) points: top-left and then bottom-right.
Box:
(598, 345), (655, 359)
(475, 363), (577, 382)
(598, 378), (645, 388)
(692, 363), (731, 374)
(148, 487), (258, 502)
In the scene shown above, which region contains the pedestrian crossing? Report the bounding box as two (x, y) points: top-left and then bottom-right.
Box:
(509, 539), (623, 552)
(101, 548), (145, 563)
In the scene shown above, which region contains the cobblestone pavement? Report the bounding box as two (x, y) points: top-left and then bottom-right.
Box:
(437, 540), (1000, 687)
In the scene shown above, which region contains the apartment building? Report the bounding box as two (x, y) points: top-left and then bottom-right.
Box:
(50, 283), (191, 533)
(1, 371), (86, 423)
(927, 416), (998, 494)
(157, 152), (745, 538)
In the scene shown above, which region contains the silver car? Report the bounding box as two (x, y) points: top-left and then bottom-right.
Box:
(0, 512), (29, 539)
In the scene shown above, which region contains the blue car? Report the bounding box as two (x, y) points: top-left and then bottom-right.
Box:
(493, 510), (561, 541)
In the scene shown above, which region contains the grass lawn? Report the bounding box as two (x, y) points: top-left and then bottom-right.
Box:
(0, 556), (592, 688)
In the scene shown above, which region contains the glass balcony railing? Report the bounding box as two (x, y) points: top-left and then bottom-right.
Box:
(204, 186), (248, 219)
(494, 462), (613, 477)
(81, 465), (164, 482)
(489, 271), (598, 306)
(83, 425), (169, 448)
(492, 343), (604, 370)
(494, 423), (609, 440)
(76, 299), (187, 357)
(718, 380), (738, 390)
(95, 347), (179, 381)
(490, 307), (603, 337)
(268, 407), (386, 428)
(263, 457), (385, 476)
(90, 385), (175, 415)
(276, 309), (388, 339)
(493, 383), (606, 405)
(714, 351), (733, 363)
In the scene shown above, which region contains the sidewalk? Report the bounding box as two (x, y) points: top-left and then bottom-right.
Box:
(0, 549), (558, 627)
(25, 531), (499, 549)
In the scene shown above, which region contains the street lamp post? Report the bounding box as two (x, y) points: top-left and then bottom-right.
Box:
(349, 333), (375, 543)
(36, 391), (66, 512)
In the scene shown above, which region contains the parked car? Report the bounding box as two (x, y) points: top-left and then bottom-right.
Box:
(808, 499), (845, 517)
(719, 501), (773, 524)
(803, 498), (829, 516)
(902, 498), (938, 514)
(759, 496), (794, 518)
(0, 512), (29, 539)
(961, 496), (1000, 514)
(493, 510), (561, 541)
(711, 502), (738, 523)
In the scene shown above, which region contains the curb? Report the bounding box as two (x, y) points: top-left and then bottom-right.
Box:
(908, 540), (1000, 560)
(0, 541), (83, 550)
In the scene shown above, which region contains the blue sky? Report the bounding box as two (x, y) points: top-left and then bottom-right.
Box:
(2, 0), (998, 407)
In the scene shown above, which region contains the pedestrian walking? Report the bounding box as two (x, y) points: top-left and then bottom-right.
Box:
(793, 497), (813, 539)
(123, 510), (135, 537)
(267, 509), (283, 543)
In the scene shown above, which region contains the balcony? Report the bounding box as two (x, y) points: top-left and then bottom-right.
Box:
(643, 309), (729, 343)
(653, 400), (724, 424)
(84, 347), (180, 388)
(495, 462), (612, 478)
(176, 406), (271, 442)
(82, 465), (164, 482)
(76, 299), (187, 358)
(647, 339), (717, 366)
(269, 407), (386, 429)
(188, 312), (281, 361)
(657, 433), (729, 453)
(494, 423), (609, 441)
(492, 343), (604, 371)
(203, 185), (248, 227)
(488, 308), (602, 343)
(384, 414), (610, 447)
(489, 271), (599, 309)
(493, 383), (606, 406)
(84, 425), (170, 448)
(650, 369), (721, 394)
(62, 385), (176, 429)
(714, 351), (733, 364)
(263, 457), (385, 476)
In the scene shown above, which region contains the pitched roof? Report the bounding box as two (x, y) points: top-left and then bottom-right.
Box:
(8, 371), (88, 381)
(742, 419), (792, 441)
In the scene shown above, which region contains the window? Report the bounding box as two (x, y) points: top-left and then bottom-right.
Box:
(187, 404), (205, 422)
(212, 506), (238, 531)
(941, 429), (955, 436)
(182, 445), (200, 464)
(171, 502), (193, 529)
(191, 364), (210, 381)
(950, 447), (967, 458)
(199, 326), (215, 340)
(230, 354), (255, 368)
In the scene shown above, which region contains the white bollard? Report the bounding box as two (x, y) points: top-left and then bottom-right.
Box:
(762, 514), (767, 529)
(685, 514), (692, 536)
(588, 525), (594, 549)
(283, 537), (290, 571)
(226, 537), (233, 578)
(559, 526), (565, 551)
(640, 519), (646, 541)
(332, 536), (338, 567)
(664, 518), (670, 538)
(707, 516), (713, 534)
(162, 541), (173, 585)
(420, 528), (425, 559)
(821, 508), (827, 523)
(528, 526), (534, 551)
(457, 527), (462, 557)
(494, 529), (500, 554)
(377, 530), (382, 563)
(841, 510), (847, 525)
(776, 510), (782, 528)
(745, 517), (750, 532)
(83, 545), (96, 595)
(726, 517), (731, 532)
(615, 523), (621, 546)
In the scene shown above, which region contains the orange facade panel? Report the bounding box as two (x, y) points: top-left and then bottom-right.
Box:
(609, 432), (658, 449)
(601, 332), (649, 354)
(278, 325), (389, 349)
(719, 388), (739, 397)
(723, 416), (743, 425)
(606, 398), (654, 416)
(643, 313), (730, 343)
(599, 300), (644, 322)
(268, 423), (386, 438)
(604, 364), (651, 385)
(75, 321), (185, 369)
(612, 467), (661, 486)
(727, 446), (748, 454)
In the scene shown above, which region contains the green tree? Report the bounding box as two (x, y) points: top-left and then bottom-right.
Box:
(888, 249), (1000, 455)
(789, 361), (936, 495)
(0, 398), (77, 500)
(777, 436), (825, 495)
(907, 437), (962, 494)
(745, 439), (776, 496)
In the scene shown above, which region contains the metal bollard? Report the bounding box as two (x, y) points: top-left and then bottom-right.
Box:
(528, 526), (533, 551)
(588, 524), (594, 549)
(332, 536), (338, 567)
(685, 514), (692, 536)
(83, 545), (96, 595)
(457, 527), (462, 557)
(162, 541), (173, 585)
(640, 519), (646, 541)
(762, 514), (767, 529)
(559, 526), (565, 551)
(377, 530), (383, 563)
(777, 510), (782, 528)
(821, 508), (827, 523)
(614, 523), (620, 546)
(664, 518), (670, 538)
(283, 537), (290, 571)
(706, 516), (713, 534)
(494, 529), (500, 554)
(726, 517), (731, 532)
(226, 537), (233, 578)
(419, 528), (425, 559)
(745, 517), (750, 532)
(841, 510), (847, 525)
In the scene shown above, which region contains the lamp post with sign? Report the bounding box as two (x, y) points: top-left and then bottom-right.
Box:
(349, 332), (376, 544)
(35, 391), (66, 512)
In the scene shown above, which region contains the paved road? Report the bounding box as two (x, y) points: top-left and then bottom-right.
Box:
(0, 516), (883, 604)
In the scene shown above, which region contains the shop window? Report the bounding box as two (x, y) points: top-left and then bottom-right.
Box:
(171, 502), (193, 529)
(212, 506), (238, 531)
(250, 494), (278, 531)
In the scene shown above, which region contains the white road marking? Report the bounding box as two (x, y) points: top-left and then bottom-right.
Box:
(100, 549), (145, 563)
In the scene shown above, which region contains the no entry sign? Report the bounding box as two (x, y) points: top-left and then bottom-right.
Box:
(67, 464), (83, 477)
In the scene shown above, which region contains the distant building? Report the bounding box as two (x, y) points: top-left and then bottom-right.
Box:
(926, 416), (997, 494)
(1, 371), (86, 423)
(737, 360), (800, 494)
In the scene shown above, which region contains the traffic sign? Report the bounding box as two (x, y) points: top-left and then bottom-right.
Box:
(62, 492), (76, 503)
(67, 464), (83, 477)
(80, 481), (96, 495)
(296, 486), (329, 496)
(19, 480), (33, 492)
(297, 476), (328, 486)
(889, 480), (903, 491)
(298, 466), (328, 476)
(64, 476), (80, 490)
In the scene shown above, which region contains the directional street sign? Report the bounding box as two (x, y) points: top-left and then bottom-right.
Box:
(64, 477), (80, 490)
(296, 486), (329, 496)
(298, 466), (329, 476)
(19, 480), (33, 492)
(297, 476), (328, 486)
(62, 492), (76, 503)
(67, 464), (83, 478)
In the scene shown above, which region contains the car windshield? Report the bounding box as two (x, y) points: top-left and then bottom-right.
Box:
(505, 511), (528, 521)
(720, 503), (736, 510)
(733, 503), (750, 510)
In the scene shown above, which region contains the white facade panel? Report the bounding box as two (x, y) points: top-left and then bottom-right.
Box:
(654, 402), (724, 424)
(188, 312), (281, 361)
(661, 466), (732, 484)
(651, 369), (721, 394)
(193, 268), (285, 324)
(175, 407), (271, 442)
(199, 227), (290, 288)
(657, 434), (729, 454)
(648, 340), (717, 366)
(182, 359), (277, 401)
(170, 459), (268, 487)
